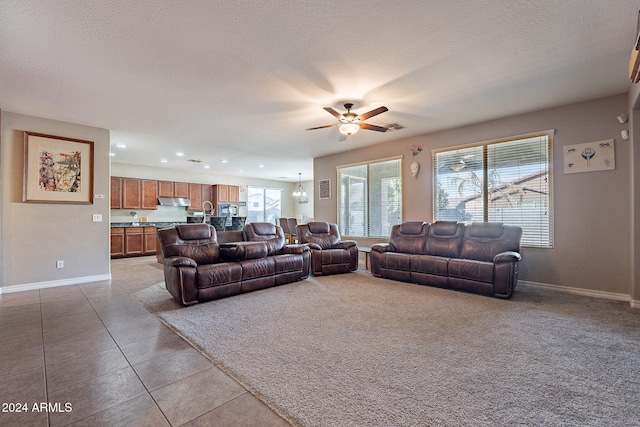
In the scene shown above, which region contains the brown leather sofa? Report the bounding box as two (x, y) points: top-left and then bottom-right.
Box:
(370, 221), (522, 298)
(296, 221), (358, 275)
(158, 223), (310, 305)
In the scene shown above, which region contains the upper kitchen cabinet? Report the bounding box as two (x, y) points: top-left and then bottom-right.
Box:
(188, 183), (202, 210)
(158, 180), (174, 197)
(212, 184), (239, 204)
(174, 181), (189, 199)
(122, 178), (141, 209)
(141, 179), (159, 210)
(110, 176), (123, 209)
(229, 185), (239, 203)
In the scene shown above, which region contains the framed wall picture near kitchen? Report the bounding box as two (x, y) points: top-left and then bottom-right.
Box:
(23, 132), (94, 204)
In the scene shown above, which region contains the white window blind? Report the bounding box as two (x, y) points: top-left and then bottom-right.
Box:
(338, 158), (402, 238)
(433, 133), (552, 248)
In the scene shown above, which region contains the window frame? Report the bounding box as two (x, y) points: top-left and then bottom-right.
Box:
(432, 130), (554, 248)
(337, 155), (403, 238)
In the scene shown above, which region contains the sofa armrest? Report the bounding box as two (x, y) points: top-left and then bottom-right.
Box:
(372, 243), (393, 253)
(164, 256), (197, 268)
(282, 244), (311, 254)
(220, 241), (268, 261)
(494, 251), (521, 263)
(305, 242), (323, 251)
(334, 240), (357, 250)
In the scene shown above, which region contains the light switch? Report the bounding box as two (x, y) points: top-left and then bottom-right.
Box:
(93, 214), (103, 222)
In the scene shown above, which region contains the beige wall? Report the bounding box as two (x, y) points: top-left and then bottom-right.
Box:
(1, 112), (111, 289)
(314, 94), (633, 296)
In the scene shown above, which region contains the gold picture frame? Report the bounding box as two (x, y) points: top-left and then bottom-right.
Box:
(23, 132), (94, 204)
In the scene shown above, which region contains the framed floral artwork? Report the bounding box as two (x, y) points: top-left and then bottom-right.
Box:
(23, 132), (94, 204)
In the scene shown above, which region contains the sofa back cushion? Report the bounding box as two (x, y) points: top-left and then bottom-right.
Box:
(158, 224), (220, 265)
(460, 222), (522, 262)
(389, 222), (428, 254)
(297, 221), (341, 249)
(425, 221), (465, 257)
(244, 222), (286, 255)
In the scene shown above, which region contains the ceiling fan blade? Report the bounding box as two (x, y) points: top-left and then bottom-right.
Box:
(306, 124), (339, 131)
(323, 107), (343, 120)
(361, 123), (389, 132)
(358, 106), (388, 121)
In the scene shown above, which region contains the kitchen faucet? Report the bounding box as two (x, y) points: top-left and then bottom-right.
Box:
(202, 201), (214, 223)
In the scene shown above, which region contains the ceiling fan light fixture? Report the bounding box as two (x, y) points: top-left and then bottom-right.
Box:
(339, 123), (360, 136)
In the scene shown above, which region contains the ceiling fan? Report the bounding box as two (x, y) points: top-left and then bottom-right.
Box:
(306, 103), (389, 140)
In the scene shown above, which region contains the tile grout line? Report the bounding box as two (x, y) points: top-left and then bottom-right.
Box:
(79, 282), (175, 427)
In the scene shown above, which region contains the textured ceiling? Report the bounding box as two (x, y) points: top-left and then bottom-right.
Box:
(1, 0), (638, 182)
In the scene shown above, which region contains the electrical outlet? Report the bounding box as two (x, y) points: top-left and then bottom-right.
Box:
(93, 214), (102, 222)
(56, 260), (64, 269)
(95, 194), (104, 199)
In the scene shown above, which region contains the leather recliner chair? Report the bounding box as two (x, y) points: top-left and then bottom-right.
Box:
(296, 221), (358, 275)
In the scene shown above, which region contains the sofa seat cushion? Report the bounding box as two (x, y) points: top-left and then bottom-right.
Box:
(272, 253), (304, 274)
(448, 258), (493, 283)
(320, 248), (352, 265)
(239, 257), (276, 280)
(196, 263), (242, 289)
(377, 252), (412, 271)
(410, 255), (449, 276)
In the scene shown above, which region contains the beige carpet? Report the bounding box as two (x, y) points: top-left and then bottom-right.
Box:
(134, 271), (640, 427)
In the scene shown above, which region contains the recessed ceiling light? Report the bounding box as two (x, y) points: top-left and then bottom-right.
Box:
(220, 159), (228, 163)
(116, 143), (126, 148)
(160, 159), (168, 163)
(176, 152), (184, 157)
(203, 164), (210, 169)
(259, 164), (265, 168)
(109, 152), (115, 157)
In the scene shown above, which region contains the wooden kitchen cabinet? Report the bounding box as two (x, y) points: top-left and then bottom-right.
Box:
(201, 184), (213, 205)
(174, 181), (189, 198)
(141, 180), (158, 210)
(189, 183), (203, 210)
(143, 227), (157, 254)
(122, 178), (141, 209)
(229, 185), (239, 203)
(110, 177), (123, 209)
(124, 227), (144, 255)
(214, 184), (229, 203)
(110, 227), (125, 258)
(158, 180), (174, 197)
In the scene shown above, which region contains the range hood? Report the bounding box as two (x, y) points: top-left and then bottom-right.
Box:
(157, 197), (191, 207)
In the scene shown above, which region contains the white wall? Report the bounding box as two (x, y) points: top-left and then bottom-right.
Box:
(1, 112), (111, 289)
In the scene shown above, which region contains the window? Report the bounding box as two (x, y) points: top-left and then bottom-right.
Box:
(433, 132), (552, 248)
(338, 157), (402, 238)
(247, 186), (282, 224)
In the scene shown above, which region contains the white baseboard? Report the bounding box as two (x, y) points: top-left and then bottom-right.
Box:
(520, 280), (635, 306)
(0, 274), (112, 294)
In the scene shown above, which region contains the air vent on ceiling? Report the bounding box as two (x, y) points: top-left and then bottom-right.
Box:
(187, 159), (202, 163)
(386, 122), (405, 131)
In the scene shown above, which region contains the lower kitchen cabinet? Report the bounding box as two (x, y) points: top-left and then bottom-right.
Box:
(111, 226), (158, 258)
(124, 227), (144, 256)
(110, 228), (125, 257)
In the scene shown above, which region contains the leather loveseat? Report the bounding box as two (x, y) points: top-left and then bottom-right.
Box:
(158, 223), (310, 305)
(370, 221), (522, 298)
(296, 221), (359, 275)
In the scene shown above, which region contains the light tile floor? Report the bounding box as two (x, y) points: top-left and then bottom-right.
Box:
(0, 256), (289, 426)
